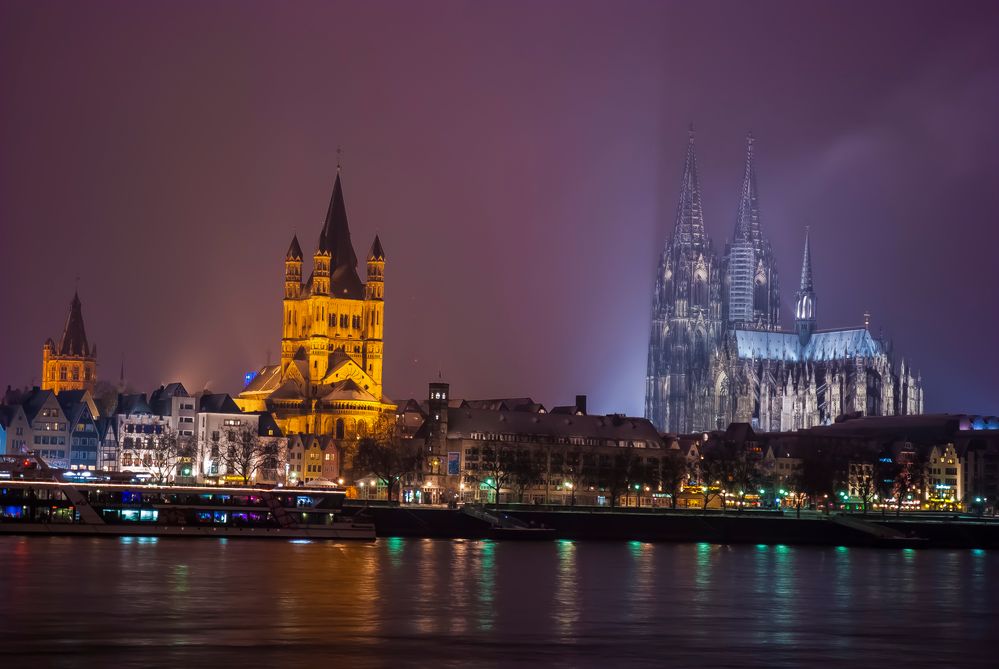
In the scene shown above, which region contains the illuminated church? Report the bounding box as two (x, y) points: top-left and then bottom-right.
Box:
(237, 169), (395, 439)
(646, 130), (923, 434)
(42, 291), (97, 394)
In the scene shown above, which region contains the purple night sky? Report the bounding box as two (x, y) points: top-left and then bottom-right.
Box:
(1, 1), (997, 415)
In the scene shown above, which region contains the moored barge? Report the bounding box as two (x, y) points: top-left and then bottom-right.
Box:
(0, 457), (374, 540)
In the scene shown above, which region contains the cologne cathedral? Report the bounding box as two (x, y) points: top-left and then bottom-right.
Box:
(645, 130), (923, 434)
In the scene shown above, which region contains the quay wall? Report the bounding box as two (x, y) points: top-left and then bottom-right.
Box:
(348, 505), (999, 549)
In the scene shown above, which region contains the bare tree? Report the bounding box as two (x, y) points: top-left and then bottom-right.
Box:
(660, 449), (688, 509)
(149, 425), (182, 483)
(220, 426), (269, 485)
(507, 448), (544, 503)
(728, 445), (760, 512)
(604, 449), (638, 508)
(781, 468), (810, 518)
(698, 445), (735, 511)
(850, 459), (878, 515)
(464, 441), (514, 507)
(561, 446), (591, 506)
(353, 415), (421, 504)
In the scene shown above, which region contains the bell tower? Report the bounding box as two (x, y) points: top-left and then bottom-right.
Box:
(41, 291), (97, 394)
(363, 235), (385, 393)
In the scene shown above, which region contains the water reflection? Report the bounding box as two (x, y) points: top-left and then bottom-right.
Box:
(770, 543), (795, 649)
(414, 539), (438, 635)
(385, 536), (404, 567)
(554, 539), (579, 639)
(476, 540), (496, 631)
(0, 537), (995, 668)
(626, 541), (655, 624)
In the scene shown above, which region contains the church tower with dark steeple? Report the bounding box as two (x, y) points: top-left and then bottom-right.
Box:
(42, 291), (97, 394)
(238, 165), (395, 445)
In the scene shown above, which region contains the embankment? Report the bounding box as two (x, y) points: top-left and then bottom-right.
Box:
(346, 504), (999, 548)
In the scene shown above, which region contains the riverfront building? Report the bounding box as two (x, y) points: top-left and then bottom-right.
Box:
(402, 382), (668, 506)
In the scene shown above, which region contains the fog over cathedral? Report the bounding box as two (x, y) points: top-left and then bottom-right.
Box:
(646, 129), (924, 434)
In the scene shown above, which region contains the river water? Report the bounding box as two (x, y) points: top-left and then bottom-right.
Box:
(0, 536), (994, 668)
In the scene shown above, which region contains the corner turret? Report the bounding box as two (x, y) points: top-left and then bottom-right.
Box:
(285, 235), (303, 299)
(363, 235), (386, 394)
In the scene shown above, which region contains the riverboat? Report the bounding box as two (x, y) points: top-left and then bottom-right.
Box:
(0, 457), (374, 540)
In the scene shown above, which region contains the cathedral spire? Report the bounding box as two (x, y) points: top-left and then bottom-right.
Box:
(734, 132), (761, 246)
(672, 124), (708, 251)
(799, 226), (814, 292)
(795, 228), (816, 345)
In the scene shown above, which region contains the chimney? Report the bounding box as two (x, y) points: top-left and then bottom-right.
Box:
(575, 394), (587, 415)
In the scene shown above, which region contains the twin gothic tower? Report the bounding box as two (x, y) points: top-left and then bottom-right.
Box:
(646, 130), (922, 434)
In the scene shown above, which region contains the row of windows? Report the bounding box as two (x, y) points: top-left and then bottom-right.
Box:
(325, 314), (363, 330)
(286, 308), (370, 331)
(464, 450), (664, 468)
(466, 432), (642, 448)
(49, 366), (94, 382)
(466, 436), (648, 449)
(34, 435), (67, 445)
(38, 449), (66, 459)
(124, 424), (163, 434)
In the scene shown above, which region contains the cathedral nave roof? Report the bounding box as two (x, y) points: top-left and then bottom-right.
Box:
(733, 327), (883, 362)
